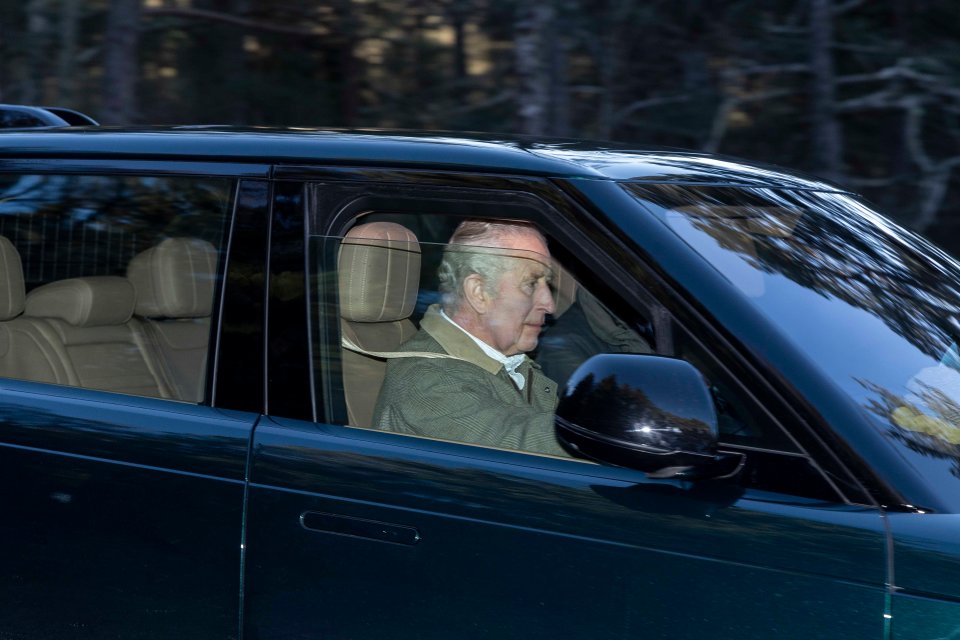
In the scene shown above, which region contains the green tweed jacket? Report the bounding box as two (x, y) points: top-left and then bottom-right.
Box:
(372, 305), (567, 456)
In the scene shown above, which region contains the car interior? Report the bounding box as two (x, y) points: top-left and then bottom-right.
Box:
(0, 235), (216, 403)
(335, 218), (593, 430)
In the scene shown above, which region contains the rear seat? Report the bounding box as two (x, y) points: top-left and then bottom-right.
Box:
(127, 237), (217, 403)
(0, 235), (214, 401)
(21, 275), (173, 398)
(0, 236), (75, 386)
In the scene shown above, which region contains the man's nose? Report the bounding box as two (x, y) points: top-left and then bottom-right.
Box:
(537, 281), (556, 313)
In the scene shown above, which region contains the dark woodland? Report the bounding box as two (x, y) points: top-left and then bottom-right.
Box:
(3, 1), (960, 252)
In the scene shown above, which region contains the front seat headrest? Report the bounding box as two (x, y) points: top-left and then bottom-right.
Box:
(338, 222), (421, 323)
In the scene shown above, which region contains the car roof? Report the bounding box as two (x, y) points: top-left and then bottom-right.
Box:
(0, 126), (841, 190)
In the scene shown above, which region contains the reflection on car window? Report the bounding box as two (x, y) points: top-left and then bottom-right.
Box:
(0, 174), (232, 402)
(624, 183), (960, 508)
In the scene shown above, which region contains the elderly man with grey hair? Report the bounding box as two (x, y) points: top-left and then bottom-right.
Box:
(372, 219), (568, 456)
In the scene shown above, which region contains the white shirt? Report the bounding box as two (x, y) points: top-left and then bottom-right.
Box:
(440, 309), (527, 390)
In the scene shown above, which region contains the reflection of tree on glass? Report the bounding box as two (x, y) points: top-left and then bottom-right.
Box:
(0, 174), (231, 287)
(563, 372), (713, 453)
(626, 183), (960, 484)
(862, 373), (960, 479)
(634, 185), (960, 360)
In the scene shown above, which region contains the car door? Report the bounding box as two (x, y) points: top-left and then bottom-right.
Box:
(243, 171), (888, 640)
(0, 166), (269, 639)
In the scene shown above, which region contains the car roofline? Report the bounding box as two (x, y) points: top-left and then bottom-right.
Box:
(0, 125), (842, 190)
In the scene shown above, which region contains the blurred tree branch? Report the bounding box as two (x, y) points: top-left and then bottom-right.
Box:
(141, 7), (331, 37)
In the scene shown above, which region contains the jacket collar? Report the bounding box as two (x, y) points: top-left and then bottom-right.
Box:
(420, 305), (503, 375)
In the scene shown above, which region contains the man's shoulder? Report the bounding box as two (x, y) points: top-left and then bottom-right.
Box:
(384, 327), (492, 382)
(397, 327), (444, 353)
(384, 329), (448, 375)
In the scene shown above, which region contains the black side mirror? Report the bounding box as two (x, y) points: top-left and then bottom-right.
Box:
(555, 354), (743, 480)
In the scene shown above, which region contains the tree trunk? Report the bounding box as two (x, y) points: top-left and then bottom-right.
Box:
(596, 38), (616, 140)
(24, 0), (51, 104)
(596, 0), (633, 140)
(809, 0), (844, 183)
(450, 3), (468, 82)
(56, 0), (81, 105)
(514, 3), (553, 135)
(548, 10), (570, 137)
(335, 0), (360, 126)
(101, 0), (142, 124)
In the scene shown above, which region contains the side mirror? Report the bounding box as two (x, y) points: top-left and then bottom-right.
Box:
(555, 354), (743, 480)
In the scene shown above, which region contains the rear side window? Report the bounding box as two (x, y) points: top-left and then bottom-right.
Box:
(0, 174), (233, 402)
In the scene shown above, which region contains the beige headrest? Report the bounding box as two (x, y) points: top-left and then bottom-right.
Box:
(0, 236), (25, 320)
(338, 222), (420, 322)
(25, 276), (135, 327)
(552, 263), (578, 318)
(127, 237), (217, 318)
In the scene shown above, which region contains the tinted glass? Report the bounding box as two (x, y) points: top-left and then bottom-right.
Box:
(308, 214), (652, 458)
(624, 183), (960, 504)
(0, 174), (233, 401)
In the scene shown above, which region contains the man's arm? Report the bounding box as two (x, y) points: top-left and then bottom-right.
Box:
(374, 359), (568, 457)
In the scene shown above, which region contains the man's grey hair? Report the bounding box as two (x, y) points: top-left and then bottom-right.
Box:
(438, 219), (546, 312)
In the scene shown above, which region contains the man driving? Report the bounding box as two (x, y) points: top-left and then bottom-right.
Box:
(373, 219), (568, 456)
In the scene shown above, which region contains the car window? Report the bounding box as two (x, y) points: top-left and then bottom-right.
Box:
(305, 194), (844, 501)
(624, 183), (960, 508)
(0, 173), (232, 402)
(308, 211), (653, 458)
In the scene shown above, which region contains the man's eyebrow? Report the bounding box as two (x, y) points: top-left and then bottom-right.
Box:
(527, 264), (554, 282)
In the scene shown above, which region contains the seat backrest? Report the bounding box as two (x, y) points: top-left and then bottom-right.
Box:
(0, 235), (24, 322)
(127, 237), (218, 402)
(22, 275), (172, 398)
(338, 221), (421, 427)
(0, 235), (74, 385)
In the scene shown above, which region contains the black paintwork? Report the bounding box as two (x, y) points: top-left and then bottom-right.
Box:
(0, 126), (841, 189)
(0, 126), (957, 638)
(556, 353), (721, 468)
(214, 180), (270, 414)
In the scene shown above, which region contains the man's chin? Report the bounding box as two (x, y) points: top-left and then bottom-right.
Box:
(517, 339), (539, 354)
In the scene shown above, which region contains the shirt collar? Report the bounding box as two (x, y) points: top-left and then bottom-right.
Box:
(440, 308), (527, 389)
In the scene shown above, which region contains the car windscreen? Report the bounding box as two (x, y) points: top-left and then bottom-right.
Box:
(623, 182), (960, 506)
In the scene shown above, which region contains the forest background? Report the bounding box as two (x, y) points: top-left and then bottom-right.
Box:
(3, 0), (960, 254)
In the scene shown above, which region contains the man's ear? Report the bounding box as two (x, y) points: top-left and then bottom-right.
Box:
(462, 273), (489, 313)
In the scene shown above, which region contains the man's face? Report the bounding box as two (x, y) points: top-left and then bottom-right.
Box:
(480, 233), (556, 356)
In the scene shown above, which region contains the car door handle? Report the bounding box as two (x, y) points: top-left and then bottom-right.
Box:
(300, 511), (420, 546)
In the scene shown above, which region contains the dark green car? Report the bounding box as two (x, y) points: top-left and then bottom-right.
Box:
(0, 114), (958, 638)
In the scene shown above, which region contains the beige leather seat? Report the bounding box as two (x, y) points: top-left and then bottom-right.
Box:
(0, 236), (74, 385)
(338, 222), (421, 428)
(20, 275), (172, 398)
(127, 237), (218, 402)
(552, 262), (578, 318)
